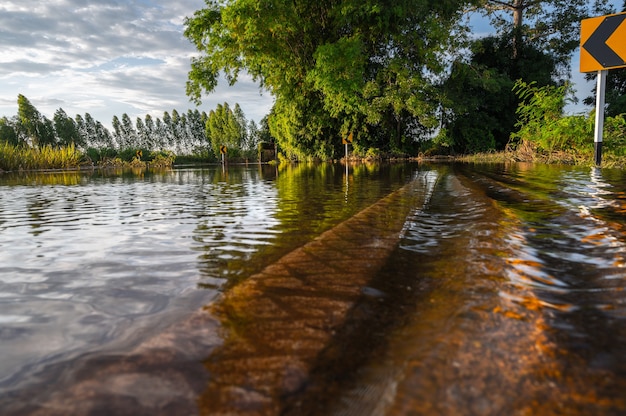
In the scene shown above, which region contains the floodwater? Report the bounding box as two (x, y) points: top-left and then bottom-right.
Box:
(0, 162), (625, 415)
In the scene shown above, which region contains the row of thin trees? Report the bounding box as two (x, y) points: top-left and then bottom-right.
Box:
(0, 95), (269, 160)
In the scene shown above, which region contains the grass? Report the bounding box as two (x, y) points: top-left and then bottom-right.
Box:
(0, 143), (177, 172)
(457, 140), (626, 169)
(0, 143), (83, 171)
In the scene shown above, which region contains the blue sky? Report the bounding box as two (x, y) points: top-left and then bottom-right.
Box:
(0, 1), (621, 131)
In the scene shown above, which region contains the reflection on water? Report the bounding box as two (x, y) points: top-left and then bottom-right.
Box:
(0, 164), (415, 402)
(2, 162), (626, 414)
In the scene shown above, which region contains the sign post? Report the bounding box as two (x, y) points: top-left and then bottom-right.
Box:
(342, 132), (353, 161)
(220, 145), (227, 165)
(594, 70), (607, 166)
(580, 12), (626, 166)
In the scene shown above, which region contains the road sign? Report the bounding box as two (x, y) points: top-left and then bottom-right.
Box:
(342, 132), (353, 145)
(580, 12), (626, 73)
(220, 145), (227, 154)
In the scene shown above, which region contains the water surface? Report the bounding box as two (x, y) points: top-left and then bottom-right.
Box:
(1, 162), (626, 415)
(0, 164), (413, 399)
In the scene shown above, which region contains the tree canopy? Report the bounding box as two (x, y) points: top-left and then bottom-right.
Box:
(477, 0), (612, 69)
(185, 0), (474, 158)
(184, 0), (619, 158)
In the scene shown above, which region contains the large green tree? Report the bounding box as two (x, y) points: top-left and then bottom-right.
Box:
(185, 0), (473, 158)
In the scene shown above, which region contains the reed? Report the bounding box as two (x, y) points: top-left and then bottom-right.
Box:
(0, 142), (82, 171)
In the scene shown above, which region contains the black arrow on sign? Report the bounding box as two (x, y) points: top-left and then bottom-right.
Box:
(583, 14), (626, 68)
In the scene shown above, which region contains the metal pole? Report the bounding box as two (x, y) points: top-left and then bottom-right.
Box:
(594, 70), (607, 166)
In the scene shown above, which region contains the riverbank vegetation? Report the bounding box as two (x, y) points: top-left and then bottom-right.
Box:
(1, 0), (625, 171)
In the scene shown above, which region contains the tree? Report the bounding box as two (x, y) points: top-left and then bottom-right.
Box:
(75, 114), (88, 148)
(95, 121), (115, 149)
(38, 116), (57, 147)
(478, 0), (613, 69)
(112, 115), (123, 149)
(0, 116), (19, 146)
(439, 32), (558, 152)
(162, 111), (176, 151)
(120, 113), (137, 149)
(154, 117), (168, 150)
(83, 113), (98, 148)
(143, 114), (156, 150)
(17, 94), (45, 146)
(54, 108), (81, 147)
(185, 0), (471, 158)
(206, 102), (246, 156)
(233, 104), (248, 149)
(136, 117), (150, 149)
(186, 109), (209, 152)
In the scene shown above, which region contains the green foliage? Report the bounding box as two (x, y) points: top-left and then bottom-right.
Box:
(510, 80), (595, 159)
(85, 147), (118, 164)
(0, 143), (81, 171)
(0, 117), (19, 146)
(478, 0), (613, 69)
(184, 0), (470, 159)
(585, 68), (626, 118)
(148, 150), (176, 168)
(603, 114), (626, 156)
(54, 109), (82, 147)
(16, 94), (58, 148)
(439, 32), (558, 154)
(0, 94), (249, 164)
(206, 102), (248, 158)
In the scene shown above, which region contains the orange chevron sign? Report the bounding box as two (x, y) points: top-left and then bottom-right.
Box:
(581, 12), (626, 73)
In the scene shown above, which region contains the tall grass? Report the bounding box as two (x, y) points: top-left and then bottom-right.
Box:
(0, 143), (82, 171)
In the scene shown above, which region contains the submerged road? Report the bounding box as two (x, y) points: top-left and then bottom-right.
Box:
(3, 171), (434, 415)
(5, 163), (626, 415)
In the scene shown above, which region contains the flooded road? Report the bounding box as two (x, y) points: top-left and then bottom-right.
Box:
(296, 163), (626, 416)
(0, 163), (625, 414)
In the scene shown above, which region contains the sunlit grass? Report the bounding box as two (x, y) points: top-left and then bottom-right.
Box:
(458, 140), (626, 169)
(0, 142), (82, 171)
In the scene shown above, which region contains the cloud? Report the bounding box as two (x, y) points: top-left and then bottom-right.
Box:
(0, 0), (273, 129)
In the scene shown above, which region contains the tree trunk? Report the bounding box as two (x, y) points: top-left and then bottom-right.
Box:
(512, 0), (523, 58)
(513, 0), (523, 28)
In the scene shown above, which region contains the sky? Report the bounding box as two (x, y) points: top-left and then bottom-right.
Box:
(0, 1), (621, 132)
(0, 0), (274, 130)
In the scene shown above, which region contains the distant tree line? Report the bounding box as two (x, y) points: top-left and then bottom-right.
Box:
(0, 94), (271, 162)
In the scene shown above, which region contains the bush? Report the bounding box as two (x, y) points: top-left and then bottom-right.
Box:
(510, 80), (596, 158)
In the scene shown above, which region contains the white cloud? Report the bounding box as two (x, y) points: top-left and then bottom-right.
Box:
(0, 0), (273, 130)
